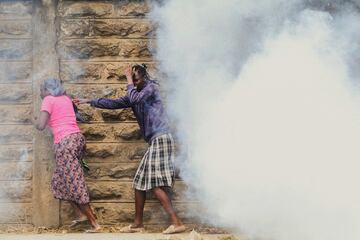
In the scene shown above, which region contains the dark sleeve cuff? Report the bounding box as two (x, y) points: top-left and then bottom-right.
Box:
(90, 99), (98, 107)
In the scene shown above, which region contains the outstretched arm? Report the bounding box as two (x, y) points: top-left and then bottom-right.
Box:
(74, 97), (132, 109)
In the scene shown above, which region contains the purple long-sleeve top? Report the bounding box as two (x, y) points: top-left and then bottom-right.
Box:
(90, 80), (170, 143)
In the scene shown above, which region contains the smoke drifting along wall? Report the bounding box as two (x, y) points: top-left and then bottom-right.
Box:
(151, 0), (360, 239)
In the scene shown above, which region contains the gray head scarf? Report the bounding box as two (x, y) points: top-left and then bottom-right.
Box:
(42, 78), (65, 96)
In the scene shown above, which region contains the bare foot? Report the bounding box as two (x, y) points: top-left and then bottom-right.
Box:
(119, 225), (145, 233)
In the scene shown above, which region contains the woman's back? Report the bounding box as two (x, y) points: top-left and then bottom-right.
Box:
(41, 95), (80, 144)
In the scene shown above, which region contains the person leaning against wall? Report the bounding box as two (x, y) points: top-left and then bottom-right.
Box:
(74, 64), (186, 234)
(32, 78), (101, 233)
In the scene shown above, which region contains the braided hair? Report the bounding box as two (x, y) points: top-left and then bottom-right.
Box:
(132, 63), (150, 80)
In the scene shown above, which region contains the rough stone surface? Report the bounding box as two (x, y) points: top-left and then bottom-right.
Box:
(0, 203), (32, 224)
(0, 20), (31, 38)
(92, 19), (155, 38)
(0, 84), (32, 103)
(0, 162), (32, 180)
(0, 62), (32, 83)
(64, 83), (124, 99)
(114, 1), (150, 17)
(59, 2), (113, 18)
(85, 162), (182, 181)
(0, 181), (32, 202)
(59, 1), (150, 18)
(101, 108), (137, 122)
(60, 19), (90, 38)
(0, 1), (32, 19)
(0, 125), (33, 143)
(61, 202), (200, 225)
(87, 181), (133, 201)
(0, 40), (32, 60)
(61, 19), (154, 38)
(80, 123), (141, 142)
(0, 145), (33, 162)
(85, 162), (139, 180)
(59, 39), (152, 60)
(85, 142), (147, 162)
(86, 181), (195, 202)
(0, 105), (32, 123)
(61, 62), (158, 84)
(114, 124), (142, 141)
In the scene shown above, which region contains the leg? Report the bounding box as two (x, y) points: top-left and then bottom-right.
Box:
(70, 202), (87, 221)
(152, 187), (182, 226)
(76, 203), (101, 230)
(119, 189), (146, 233)
(133, 189), (146, 227)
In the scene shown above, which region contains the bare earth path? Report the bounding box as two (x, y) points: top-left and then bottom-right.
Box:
(0, 233), (239, 240)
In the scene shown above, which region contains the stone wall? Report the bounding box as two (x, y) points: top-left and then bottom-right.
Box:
(0, 0), (34, 229)
(0, 0), (197, 228)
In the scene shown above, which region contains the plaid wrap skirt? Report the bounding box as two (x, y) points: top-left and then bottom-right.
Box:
(133, 133), (175, 191)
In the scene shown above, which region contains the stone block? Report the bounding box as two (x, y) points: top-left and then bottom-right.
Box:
(61, 202), (200, 225)
(85, 162), (139, 180)
(0, 39), (31, 60)
(59, 39), (152, 60)
(64, 83), (124, 99)
(114, 124), (142, 141)
(59, 2), (113, 18)
(59, 1), (150, 18)
(0, 125), (33, 143)
(0, 1), (32, 19)
(85, 142), (147, 162)
(0, 145), (33, 162)
(0, 105), (32, 124)
(114, 1), (150, 17)
(85, 162), (181, 181)
(87, 180), (194, 202)
(79, 123), (141, 142)
(81, 125), (107, 141)
(0, 162), (32, 180)
(0, 62), (32, 83)
(91, 19), (155, 38)
(0, 181), (32, 202)
(60, 19), (90, 38)
(0, 203), (32, 224)
(0, 84), (32, 103)
(60, 19), (155, 38)
(0, 20), (31, 38)
(100, 108), (137, 122)
(60, 62), (158, 84)
(87, 181), (133, 201)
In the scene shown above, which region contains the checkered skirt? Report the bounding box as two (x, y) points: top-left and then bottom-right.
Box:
(133, 133), (175, 191)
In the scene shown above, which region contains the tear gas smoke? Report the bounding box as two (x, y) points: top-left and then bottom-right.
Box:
(150, 1), (360, 239)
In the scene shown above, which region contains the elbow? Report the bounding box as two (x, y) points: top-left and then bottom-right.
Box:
(35, 124), (46, 131)
(128, 98), (140, 105)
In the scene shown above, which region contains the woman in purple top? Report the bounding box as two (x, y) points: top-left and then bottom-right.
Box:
(75, 64), (185, 234)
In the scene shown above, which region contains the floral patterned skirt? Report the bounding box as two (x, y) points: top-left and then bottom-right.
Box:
(52, 132), (90, 204)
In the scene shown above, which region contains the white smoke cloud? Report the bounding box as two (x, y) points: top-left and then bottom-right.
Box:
(150, 1), (360, 240)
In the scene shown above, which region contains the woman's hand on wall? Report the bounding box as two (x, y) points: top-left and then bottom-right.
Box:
(33, 111), (50, 131)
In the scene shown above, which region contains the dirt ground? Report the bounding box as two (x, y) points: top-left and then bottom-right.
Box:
(0, 232), (240, 240)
